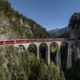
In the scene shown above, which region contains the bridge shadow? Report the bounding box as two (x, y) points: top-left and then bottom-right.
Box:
(60, 41), (68, 70)
(39, 43), (47, 64)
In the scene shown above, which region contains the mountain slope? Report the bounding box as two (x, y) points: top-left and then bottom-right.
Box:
(48, 26), (70, 38)
(0, 0), (52, 40)
(48, 28), (59, 34)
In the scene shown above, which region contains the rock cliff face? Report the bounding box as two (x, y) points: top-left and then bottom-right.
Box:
(0, 0), (52, 40)
(0, 15), (52, 39)
(69, 12), (80, 40)
(0, 18), (17, 39)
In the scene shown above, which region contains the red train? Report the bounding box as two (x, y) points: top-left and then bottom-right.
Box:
(0, 38), (70, 45)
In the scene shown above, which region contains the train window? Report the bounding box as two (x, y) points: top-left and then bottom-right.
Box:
(11, 40), (15, 43)
(16, 40), (20, 43)
(0, 41), (4, 44)
(5, 40), (11, 44)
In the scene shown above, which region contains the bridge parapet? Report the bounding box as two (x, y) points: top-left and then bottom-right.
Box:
(0, 38), (75, 45)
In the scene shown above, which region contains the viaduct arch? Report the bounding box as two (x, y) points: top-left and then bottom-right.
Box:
(13, 40), (78, 69)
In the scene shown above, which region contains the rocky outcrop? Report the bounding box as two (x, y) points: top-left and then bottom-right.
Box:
(0, 17), (10, 27)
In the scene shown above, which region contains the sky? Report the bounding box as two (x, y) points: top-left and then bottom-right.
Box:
(8, 0), (80, 31)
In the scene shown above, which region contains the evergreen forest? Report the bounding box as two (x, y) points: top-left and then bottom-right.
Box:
(0, 0), (80, 80)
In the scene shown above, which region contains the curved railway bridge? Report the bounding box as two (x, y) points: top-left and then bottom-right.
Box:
(0, 38), (80, 69)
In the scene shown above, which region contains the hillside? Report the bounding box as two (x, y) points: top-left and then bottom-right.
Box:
(0, 45), (65, 80)
(48, 28), (59, 34)
(48, 26), (70, 38)
(0, 0), (52, 40)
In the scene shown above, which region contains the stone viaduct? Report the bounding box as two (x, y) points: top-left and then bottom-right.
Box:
(9, 38), (80, 69)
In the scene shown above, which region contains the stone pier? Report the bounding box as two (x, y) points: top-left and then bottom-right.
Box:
(14, 40), (76, 69)
(67, 41), (73, 68)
